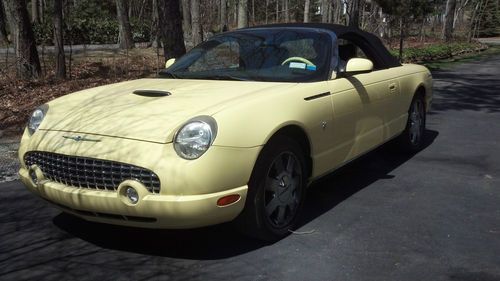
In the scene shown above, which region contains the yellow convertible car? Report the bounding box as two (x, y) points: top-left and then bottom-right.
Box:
(19, 23), (432, 240)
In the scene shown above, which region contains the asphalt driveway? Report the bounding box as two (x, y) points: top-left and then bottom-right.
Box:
(1, 55), (499, 281)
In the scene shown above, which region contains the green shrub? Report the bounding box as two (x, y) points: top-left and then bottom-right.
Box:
(390, 42), (485, 63)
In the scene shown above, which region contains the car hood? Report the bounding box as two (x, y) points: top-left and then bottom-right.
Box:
(40, 78), (295, 143)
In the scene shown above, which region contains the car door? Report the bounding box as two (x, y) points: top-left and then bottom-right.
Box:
(324, 42), (401, 170)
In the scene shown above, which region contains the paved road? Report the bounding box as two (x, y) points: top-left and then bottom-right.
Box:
(1, 55), (499, 281)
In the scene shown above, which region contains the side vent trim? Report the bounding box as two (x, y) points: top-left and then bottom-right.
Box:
(304, 92), (331, 101)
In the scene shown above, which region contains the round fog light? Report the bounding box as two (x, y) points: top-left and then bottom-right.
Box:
(125, 187), (139, 204)
(29, 169), (38, 184)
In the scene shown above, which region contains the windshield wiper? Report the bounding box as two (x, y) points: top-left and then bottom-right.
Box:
(159, 70), (180, 79)
(202, 74), (252, 81)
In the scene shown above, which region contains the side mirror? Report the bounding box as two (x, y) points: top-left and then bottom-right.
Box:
(345, 58), (373, 74)
(165, 58), (176, 69)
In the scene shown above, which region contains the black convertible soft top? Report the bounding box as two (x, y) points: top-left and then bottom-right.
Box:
(247, 23), (401, 69)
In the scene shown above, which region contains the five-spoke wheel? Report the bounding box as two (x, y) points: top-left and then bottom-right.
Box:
(236, 135), (306, 241)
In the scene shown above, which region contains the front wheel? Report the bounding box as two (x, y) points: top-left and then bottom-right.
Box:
(236, 135), (307, 241)
(399, 94), (426, 151)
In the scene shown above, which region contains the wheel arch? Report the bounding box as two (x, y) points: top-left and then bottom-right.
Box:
(411, 84), (428, 111)
(263, 124), (313, 179)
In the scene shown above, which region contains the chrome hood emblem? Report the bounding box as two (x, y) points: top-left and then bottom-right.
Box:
(63, 135), (101, 142)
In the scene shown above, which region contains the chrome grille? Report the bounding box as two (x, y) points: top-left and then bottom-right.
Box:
(24, 151), (161, 194)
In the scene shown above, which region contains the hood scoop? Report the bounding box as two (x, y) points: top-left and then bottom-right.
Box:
(133, 90), (172, 97)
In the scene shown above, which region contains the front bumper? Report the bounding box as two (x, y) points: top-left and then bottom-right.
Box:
(20, 167), (248, 228)
(18, 129), (261, 228)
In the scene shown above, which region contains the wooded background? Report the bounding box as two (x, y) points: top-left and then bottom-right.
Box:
(0, 0), (499, 81)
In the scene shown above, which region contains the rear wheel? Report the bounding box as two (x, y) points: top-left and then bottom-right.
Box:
(236, 135), (307, 241)
(399, 93), (426, 151)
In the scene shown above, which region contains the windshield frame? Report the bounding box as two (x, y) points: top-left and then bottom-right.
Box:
(160, 27), (338, 83)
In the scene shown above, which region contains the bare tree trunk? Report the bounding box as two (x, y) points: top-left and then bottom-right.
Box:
(333, 0), (342, 24)
(39, 0), (44, 22)
(32, 0), (40, 24)
(265, 0), (269, 23)
(284, 0), (289, 22)
(150, 0), (158, 46)
(157, 0), (186, 60)
(238, 0), (248, 27)
(116, 0), (134, 49)
(252, 0), (255, 25)
(304, 0), (310, 22)
(275, 0), (279, 22)
(190, 0), (202, 45)
(321, 0), (328, 22)
(181, 0), (191, 33)
(468, 0), (481, 41)
(0, 0), (8, 44)
(4, 0), (41, 79)
(53, 0), (65, 79)
(399, 17), (405, 61)
(442, 0), (457, 42)
(220, 0), (227, 31)
(347, 0), (360, 27)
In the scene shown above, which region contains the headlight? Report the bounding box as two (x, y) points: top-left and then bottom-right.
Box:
(174, 116), (217, 160)
(28, 105), (48, 135)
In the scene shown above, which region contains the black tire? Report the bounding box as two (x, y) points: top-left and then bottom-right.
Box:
(399, 93), (426, 152)
(235, 135), (307, 241)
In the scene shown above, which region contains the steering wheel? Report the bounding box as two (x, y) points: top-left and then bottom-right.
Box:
(281, 57), (316, 67)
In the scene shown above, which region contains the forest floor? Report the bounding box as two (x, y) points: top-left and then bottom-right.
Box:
(0, 48), (163, 136)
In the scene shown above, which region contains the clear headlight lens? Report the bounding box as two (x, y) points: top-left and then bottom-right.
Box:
(28, 105), (48, 135)
(174, 117), (217, 160)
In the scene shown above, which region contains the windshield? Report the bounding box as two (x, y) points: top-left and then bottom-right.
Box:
(160, 28), (333, 82)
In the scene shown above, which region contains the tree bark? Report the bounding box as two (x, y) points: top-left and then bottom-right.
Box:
(53, 0), (65, 79)
(238, 0), (248, 28)
(347, 0), (360, 27)
(265, 0), (269, 23)
(442, 0), (457, 42)
(190, 0), (202, 45)
(181, 0), (191, 33)
(283, 0), (289, 22)
(0, 0), (8, 44)
(399, 17), (405, 62)
(4, 0), (41, 79)
(220, 0), (227, 31)
(275, 0), (279, 22)
(304, 0), (310, 22)
(116, 0), (134, 49)
(157, 0), (186, 60)
(31, 0), (40, 24)
(321, 0), (328, 23)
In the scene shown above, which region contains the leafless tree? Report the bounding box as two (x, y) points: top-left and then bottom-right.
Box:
(53, 0), (65, 79)
(304, 0), (310, 22)
(238, 0), (248, 27)
(3, 0), (41, 79)
(346, 0), (361, 27)
(442, 0), (457, 41)
(181, 0), (191, 34)
(0, 0), (8, 44)
(220, 0), (228, 30)
(157, 0), (186, 60)
(116, 0), (135, 49)
(191, 0), (203, 45)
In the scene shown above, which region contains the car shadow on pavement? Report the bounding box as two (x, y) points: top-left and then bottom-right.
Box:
(53, 130), (438, 259)
(298, 130), (438, 228)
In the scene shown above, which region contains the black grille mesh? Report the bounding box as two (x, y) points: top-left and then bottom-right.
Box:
(24, 151), (161, 194)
